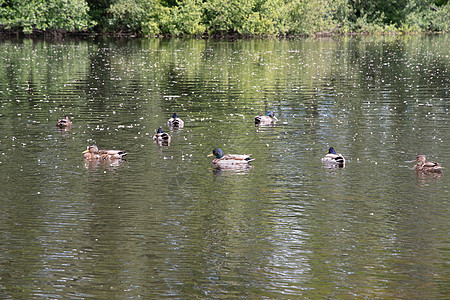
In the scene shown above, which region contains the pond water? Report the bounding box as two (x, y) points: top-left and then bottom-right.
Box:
(0, 35), (448, 298)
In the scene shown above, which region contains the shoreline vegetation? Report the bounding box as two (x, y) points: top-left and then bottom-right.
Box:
(0, 0), (448, 38)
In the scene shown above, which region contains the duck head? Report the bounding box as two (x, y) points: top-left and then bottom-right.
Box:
(328, 147), (336, 154)
(207, 148), (224, 159)
(411, 154), (426, 163)
(172, 113), (178, 119)
(83, 145), (99, 154)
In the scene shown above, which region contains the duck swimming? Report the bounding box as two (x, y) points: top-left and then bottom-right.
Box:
(153, 127), (171, 143)
(207, 148), (254, 167)
(56, 115), (72, 128)
(255, 111), (277, 125)
(167, 113), (184, 128)
(83, 145), (127, 160)
(322, 147), (345, 168)
(411, 154), (443, 174)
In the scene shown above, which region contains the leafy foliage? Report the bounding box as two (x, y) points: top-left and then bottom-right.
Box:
(0, 0), (448, 35)
(160, 0), (205, 36)
(0, 0), (93, 34)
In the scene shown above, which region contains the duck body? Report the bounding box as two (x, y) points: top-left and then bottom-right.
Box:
(255, 111), (277, 125)
(167, 113), (184, 128)
(322, 147), (345, 168)
(83, 145), (127, 160)
(56, 115), (72, 128)
(208, 148), (254, 167)
(153, 127), (171, 144)
(412, 155), (443, 174)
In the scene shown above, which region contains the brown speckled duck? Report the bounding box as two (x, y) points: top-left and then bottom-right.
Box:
(411, 154), (443, 174)
(82, 145), (127, 160)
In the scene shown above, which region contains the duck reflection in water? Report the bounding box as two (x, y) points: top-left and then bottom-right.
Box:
(322, 147), (345, 169)
(212, 164), (253, 176)
(84, 158), (126, 170)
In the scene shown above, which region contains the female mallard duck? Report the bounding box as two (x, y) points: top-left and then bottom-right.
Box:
(322, 147), (345, 168)
(207, 148), (254, 167)
(56, 115), (72, 128)
(255, 111), (278, 125)
(83, 145), (127, 160)
(167, 113), (184, 128)
(411, 154), (443, 174)
(153, 127), (171, 143)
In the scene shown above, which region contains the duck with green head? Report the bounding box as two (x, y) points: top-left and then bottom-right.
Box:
(167, 113), (184, 128)
(207, 148), (254, 167)
(255, 111), (277, 125)
(322, 147), (345, 168)
(153, 127), (171, 144)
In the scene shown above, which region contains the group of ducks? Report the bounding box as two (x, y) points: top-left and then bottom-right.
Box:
(56, 111), (444, 175)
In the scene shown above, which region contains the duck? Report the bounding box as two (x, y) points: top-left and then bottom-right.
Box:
(255, 111), (277, 125)
(82, 145), (127, 160)
(207, 148), (254, 167)
(167, 113), (184, 128)
(411, 154), (443, 174)
(56, 115), (72, 128)
(322, 147), (345, 168)
(153, 127), (171, 143)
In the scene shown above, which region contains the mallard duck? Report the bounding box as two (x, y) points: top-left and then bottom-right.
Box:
(167, 113), (184, 128)
(56, 115), (72, 128)
(255, 111), (277, 125)
(411, 154), (443, 174)
(207, 148), (254, 166)
(322, 147), (345, 168)
(153, 127), (171, 143)
(82, 145), (127, 160)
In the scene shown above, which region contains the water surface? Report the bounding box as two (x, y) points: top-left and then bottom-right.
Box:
(0, 35), (449, 298)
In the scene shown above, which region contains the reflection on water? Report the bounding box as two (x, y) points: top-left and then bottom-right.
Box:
(0, 35), (448, 298)
(84, 159), (127, 171)
(211, 165), (254, 176)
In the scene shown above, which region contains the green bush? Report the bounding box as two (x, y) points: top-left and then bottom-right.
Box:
(0, 0), (92, 34)
(404, 3), (450, 32)
(203, 0), (256, 35)
(286, 0), (335, 35)
(160, 0), (205, 36)
(0, 0), (448, 36)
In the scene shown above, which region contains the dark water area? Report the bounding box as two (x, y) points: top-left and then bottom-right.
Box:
(0, 35), (448, 298)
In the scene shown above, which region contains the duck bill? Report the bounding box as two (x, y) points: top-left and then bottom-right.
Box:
(207, 153), (214, 157)
(82, 149), (89, 153)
